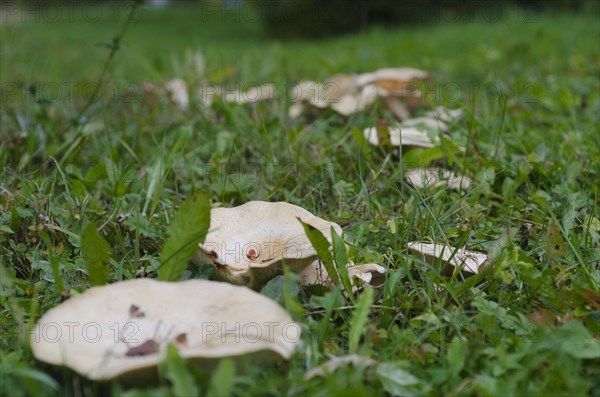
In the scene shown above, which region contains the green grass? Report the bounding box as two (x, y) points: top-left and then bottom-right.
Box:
(1, 3), (599, 396)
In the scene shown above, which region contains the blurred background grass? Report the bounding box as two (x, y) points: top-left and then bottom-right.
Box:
(2, 0), (599, 85)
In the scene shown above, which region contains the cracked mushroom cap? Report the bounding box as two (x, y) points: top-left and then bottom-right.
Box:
(194, 201), (343, 289)
(30, 279), (299, 381)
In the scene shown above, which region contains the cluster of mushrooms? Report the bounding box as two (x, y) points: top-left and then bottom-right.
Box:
(31, 65), (490, 383)
(159, 66), (472, 190)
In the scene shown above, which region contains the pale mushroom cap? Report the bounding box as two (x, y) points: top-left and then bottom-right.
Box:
(288, 102), (305, 118)
(330, 84), (378, 116)
(425, 106), (463, 123)
(407, 242), (487, 274)
(291, 81), (323, 102)
(323, 74), (359, 100)
(406, 168), (472, 190)
(400, 116), (449, 132)
(164, 78), (189, 111)
(356, 67), (429, 88)
(299, 261), (386, 291)
(363, 126), (439, 147)
(195, 201), (343, 288)
(30, 279), (299, 381)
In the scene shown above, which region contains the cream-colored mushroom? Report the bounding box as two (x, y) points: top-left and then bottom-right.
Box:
(362, 109), (461, 148)
(30, 279), (299, 381)
(363, 126), (439, 147)
(356, 67), (429, 90)
(425, 106), (463, 123)
(194, 201), (343, 289)
(324, 74), (360, 101)
(288, 67), (429, 118)
(195, 201), (386, 291)
(330, 84), (378, 116)
(408, 242), (488, 274)
(291, 80), (323, 102)
(164, 78), (189, 111)
(406, 168), (472, 190)
(299, 261), (386, 291)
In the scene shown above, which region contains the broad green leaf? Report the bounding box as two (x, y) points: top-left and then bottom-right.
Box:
(349, 287), (374, 353)
(310, 288), (345, 314)
(403, 146), (445, 168)
(310, 287), (345, 350)
(298, 218), (339, 285)
(0, 224), (13, 234)
(11, 367), (61, 395)
(207, 359), (236, 397)
(143, 158), (165, 216)
(261, 275), (286, 303)
(331, 227), (355, 303)
(159, 192), (211, 281)
(81, 222), (110, 286)
(446, 337), (467, 376)
(38, 230), (64, 292)
(546, 218), (567, 262)
(282, 266), (304, 319)
(165, 345), (198, 397)
(376, 362), (421, 397)
(557, 321), (600, 359)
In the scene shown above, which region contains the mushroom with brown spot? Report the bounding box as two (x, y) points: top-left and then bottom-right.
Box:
(194, 201), (386, 291)
(30, 279), (299, 382)
(194, 201), (342, 290)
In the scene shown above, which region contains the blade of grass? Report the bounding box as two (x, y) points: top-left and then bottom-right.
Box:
(348, 286), (374, 353)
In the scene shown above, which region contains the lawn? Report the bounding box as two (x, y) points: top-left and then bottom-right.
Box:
(1, 2), (599, 396)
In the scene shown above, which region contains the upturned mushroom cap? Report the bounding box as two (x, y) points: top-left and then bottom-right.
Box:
(406, 168), (472, 190)
(289, 68), (429, 118)
(363, 126), (440, 147)
(299, 261), (386, 291)
(194, 201), (343, 289)
(330, 84), (378, 116)
(356, 67), (429, 92)
(164, 78), (189, 111)
(291, 80), (322, 102)
(408, 242), (488, 274)
(363, 105), (464, 147)
(425, 106), (463, 123)
(30, 279), (299, 381)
